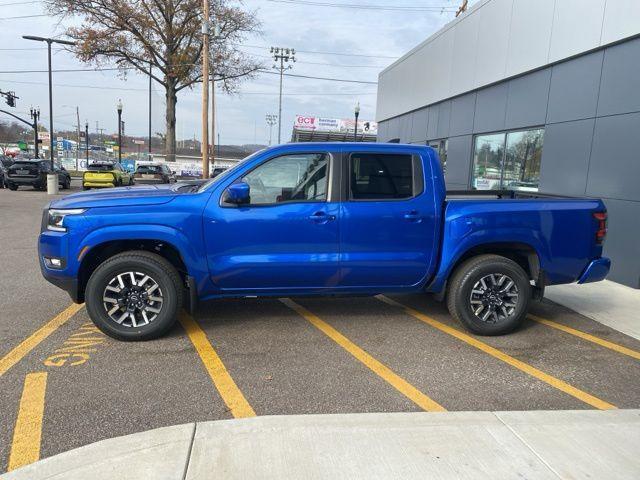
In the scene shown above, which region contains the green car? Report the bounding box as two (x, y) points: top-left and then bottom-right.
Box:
(83, 161), (134, 189)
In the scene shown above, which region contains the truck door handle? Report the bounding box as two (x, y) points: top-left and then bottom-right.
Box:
(403, 210), (422, 222)
(309, 212), (336, 224)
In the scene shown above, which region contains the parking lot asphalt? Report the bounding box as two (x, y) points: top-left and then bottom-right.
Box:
(1, 183), (640, 474)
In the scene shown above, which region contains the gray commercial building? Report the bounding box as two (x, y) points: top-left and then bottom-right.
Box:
(376, 0), (640, 288)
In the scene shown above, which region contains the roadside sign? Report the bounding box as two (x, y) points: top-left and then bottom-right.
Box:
(133, 139), (145, 145)
(39, 132), (50, 141)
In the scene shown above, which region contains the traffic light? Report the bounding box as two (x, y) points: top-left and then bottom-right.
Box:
(5, 92), (16, 107)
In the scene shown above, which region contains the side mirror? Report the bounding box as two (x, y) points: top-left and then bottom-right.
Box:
(223, 181), (250, 205)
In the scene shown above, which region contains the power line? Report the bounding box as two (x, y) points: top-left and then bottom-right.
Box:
(240, 43), (397, 59)
(0, 13), (47, 19)
(260, 69), (377, 85)
(265, 0), (457, 12)
(0, 1), (40, 6)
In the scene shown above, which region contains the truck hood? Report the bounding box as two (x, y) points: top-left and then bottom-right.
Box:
(51, 184), (182, 209)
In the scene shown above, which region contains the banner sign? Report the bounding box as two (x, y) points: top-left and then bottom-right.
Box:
(294, 115), (378, 135)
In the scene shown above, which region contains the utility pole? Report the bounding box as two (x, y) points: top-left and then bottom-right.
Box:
(85, 121), (89, 164)
(270, 47), (296, 144)
(75, 106), (80, 170)
(354, 102), (360, 142)
(148, 60), (152, 157)
(456, 0), (468, 17)
(117, 99), (123, 163)
(201, 0), (210, 179)
(265, 114), (277, 146)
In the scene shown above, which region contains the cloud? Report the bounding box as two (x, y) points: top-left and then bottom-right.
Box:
(0, 0), (471, 145)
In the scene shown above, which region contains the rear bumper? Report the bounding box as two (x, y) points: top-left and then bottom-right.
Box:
(8, 176), (43, 186)
(134, 178), (167, 184)
(83, 181), (115, 188)
(577, 257), (611, 284)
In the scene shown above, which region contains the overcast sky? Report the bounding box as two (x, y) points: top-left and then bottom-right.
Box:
(0, 0), (475, 145)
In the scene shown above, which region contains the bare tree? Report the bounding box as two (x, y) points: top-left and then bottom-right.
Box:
(46, 0), (261, 160)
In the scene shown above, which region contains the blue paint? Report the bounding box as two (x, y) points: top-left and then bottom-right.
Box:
(38, 142), (610, 304)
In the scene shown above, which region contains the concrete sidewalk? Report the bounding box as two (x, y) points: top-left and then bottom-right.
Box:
(4, 410), (639, 479)
(546, 280), (640, 340)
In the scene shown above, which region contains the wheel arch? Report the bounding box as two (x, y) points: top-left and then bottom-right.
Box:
(429, 241), (542, 298)
(77, 239), (188, 303)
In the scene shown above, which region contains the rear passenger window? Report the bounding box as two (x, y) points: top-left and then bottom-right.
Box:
(350, 153), (414, 200)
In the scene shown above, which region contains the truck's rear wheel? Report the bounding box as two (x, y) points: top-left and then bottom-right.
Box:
(85, 251), (183, 341)
(446, 254), (531, 335)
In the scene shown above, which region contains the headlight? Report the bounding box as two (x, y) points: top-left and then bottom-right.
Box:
(47, 208), (86, 232)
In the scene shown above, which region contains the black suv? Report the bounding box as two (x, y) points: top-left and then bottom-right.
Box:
(6, 160), (71, 191)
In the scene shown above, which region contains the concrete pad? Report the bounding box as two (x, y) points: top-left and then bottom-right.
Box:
(545, 280), (640, 340)
(2, 423), (195, 480)
(496, 410), (640, 480)
(186, 412), (557, 479)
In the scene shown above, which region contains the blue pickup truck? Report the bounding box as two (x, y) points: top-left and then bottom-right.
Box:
(38, 143), (610, 341)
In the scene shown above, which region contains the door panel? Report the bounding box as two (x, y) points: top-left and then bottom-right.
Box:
(203, 151), (340, 291)
(339, 152), (437, 287)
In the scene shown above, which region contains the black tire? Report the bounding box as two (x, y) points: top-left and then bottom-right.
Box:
(446, 254), (531, 336)
(85, 251), (183, 341)
(128, 176), (134, 186)
(8, 183), (18, 191)
(62, 177), (71, 190)
(83, 186), (90, 191)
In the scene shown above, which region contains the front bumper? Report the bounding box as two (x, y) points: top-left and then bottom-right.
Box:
(577, 257), (611, 284)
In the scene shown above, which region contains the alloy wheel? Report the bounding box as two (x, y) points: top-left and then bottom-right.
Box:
(102, 271), (164, 327)
(469, 273), (519, 323)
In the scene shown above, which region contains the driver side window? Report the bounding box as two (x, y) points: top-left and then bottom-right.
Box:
(242, 153), (329, 205)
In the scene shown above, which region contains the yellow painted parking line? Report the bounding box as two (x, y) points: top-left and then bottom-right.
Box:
(280, 298), (446, 412)
(8, 372), (48, 471)
(179, 312), (256, 418)
(0, 303), (84, 377)
(377, 296), (616, 411)
(529, 314), (640, 361)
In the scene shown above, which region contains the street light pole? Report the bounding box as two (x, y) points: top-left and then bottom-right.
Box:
(117, 99), (123, 163)
(270, 47), (296, 144)
(22, 35), (76, 194)
(354, 102), (360, 142)
(201, 0), (211, 179)
(30, 107), (40, 159)
(265, 114), (277, 146)
(148, 61), (152, 157)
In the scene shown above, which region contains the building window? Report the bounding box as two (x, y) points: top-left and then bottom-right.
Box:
(429, 139), (448, 174)
(472, 128), (544, 191)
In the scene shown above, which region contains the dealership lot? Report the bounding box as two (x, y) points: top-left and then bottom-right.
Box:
(1, 185), (640, 474)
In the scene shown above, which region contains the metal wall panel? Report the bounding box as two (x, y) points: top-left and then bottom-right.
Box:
(539, 119), (594, 196)
(450, 11), (481, 94)
(505, 68), (551, 129)
(427, 106), (439, 140)
(409, 108), (428, 143)
(399, 114), (413, 143)
(505, 0), (555, 77)
(601, 198), (640, 288)
(450, 93), (476, 136)
(444, 135), (473, 186)
(436, 101), (452, 139)
(547, 51), (603, 124)
(385, 117), (401, 141)
(587, 112), (640, 202)
(475, 0), (513, 87)
(597, 38), (640, 117)
(473, 83), (508, 133)
(601, 0), (640, 44)
(548, 0), (606, 62)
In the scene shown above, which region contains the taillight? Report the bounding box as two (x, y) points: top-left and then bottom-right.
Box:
(593, 211), (607, 245)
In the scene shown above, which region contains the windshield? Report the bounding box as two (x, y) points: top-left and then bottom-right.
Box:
(197, 149), (265, 192)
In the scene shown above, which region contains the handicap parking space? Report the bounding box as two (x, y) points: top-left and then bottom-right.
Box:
(2, 186), (640, 474)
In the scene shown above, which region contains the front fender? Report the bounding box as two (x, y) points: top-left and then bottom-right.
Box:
(79, 224), (210, 292)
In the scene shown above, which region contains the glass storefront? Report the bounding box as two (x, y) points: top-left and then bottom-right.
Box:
(428, 139), (448, 175)
(472, 128), (544, 191)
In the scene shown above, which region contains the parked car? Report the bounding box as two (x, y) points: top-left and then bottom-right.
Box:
(38, 143), (610, 341)
(133, 163), (177, 184)
(210, 166), (228, 178)
(83, 161), (133, 190)
(0, 162), (7, 189)
(7, 160), (71, 191)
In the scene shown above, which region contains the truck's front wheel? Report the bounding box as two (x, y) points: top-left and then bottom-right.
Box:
(85, 251), (183, 341)
(447, 254), (531, 336)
